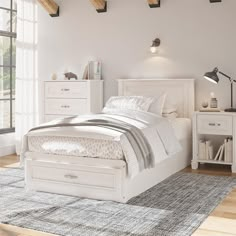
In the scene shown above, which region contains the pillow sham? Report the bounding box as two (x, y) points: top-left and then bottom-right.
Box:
(162, 106), (178, 114)
(162, 112), (178, 119)
(162, 103), (178, 119)
(148, 93), (167, 116)
(104, 96), (154, 112)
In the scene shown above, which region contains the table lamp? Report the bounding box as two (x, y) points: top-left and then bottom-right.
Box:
(204, 67), (236, 112)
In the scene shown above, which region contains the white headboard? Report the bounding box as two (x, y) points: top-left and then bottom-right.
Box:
(118, 79), (195, 118)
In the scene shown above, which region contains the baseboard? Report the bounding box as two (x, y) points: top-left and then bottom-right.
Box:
(0, 145), (16, 157)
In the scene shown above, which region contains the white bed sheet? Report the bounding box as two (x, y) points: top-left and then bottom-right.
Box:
(170, 118), (191, 141)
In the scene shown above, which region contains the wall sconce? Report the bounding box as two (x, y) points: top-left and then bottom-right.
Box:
(150, 38), (161, 54)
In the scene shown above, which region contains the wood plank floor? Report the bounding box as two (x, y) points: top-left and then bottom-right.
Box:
(0, 155), (236, 236)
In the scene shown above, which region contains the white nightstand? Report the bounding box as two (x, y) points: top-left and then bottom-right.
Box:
(192, 111), (236, 173)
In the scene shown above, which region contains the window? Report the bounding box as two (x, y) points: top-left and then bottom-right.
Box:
(0, 0), (16, 133)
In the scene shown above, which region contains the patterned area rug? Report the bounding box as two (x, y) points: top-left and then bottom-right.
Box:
(0, 168), (236, 236)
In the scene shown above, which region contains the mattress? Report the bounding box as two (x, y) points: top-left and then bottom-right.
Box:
(28, 118), (191, 161)
(28, 136), (124, 160)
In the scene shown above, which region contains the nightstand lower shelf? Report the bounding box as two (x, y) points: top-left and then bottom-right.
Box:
(197, 160), (232, 165)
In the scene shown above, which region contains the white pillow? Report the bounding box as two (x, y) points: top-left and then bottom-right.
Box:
(162, 106), (178, 114)
(104, 96), (154, 112)
(162, 103), (178, 119)
(162, 112), (178, 119)
(148, 93), (167, 116)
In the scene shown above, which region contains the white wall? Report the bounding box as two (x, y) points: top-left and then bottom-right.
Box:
(38, 0), (236, 110)
(0, 133), (15, 157)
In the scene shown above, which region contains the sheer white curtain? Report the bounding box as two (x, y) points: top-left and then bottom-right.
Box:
(15, 0), (39, 154)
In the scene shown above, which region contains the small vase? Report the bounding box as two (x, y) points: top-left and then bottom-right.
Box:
(202, 101), (208, 108)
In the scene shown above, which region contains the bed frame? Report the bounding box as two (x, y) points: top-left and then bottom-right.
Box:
(25, 79), (195, 203)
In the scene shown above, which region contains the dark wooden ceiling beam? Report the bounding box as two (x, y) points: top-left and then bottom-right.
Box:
(37, 0), (59, 17)
(90, 0), (107, 13)
(147, 0), (160, 8)
(209, 0), (222, 2)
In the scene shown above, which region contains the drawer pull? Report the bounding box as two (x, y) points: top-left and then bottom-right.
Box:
(61, 105), (70, 108)
(208, 123), (216, 126)
(208, 123), (221, 127)
(64, 174), (78, 179)
(61, 88), (70, 92)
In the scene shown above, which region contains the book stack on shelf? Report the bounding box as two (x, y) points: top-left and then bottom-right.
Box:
(198, 138), (233, 163)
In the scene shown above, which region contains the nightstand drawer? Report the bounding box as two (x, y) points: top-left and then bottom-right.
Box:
(197, 115), (233, 135)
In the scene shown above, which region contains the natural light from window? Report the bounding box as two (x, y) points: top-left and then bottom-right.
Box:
(0, 0), (16, 133)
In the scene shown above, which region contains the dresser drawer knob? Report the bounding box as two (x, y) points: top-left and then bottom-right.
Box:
(61, 88), (70, 92)
(61, 105), (70, 108)
(64, 174), (78, 179)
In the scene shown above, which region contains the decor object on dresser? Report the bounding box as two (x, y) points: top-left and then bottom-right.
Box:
(51, 73), (57, 80)
(204, 67), (236, 112)
(64, 72), (78, 80)
(82, 61), (102, 80)
(89, 61), (102, 80)
(192, 112), (236, 172)
(44, 80), (103, 122)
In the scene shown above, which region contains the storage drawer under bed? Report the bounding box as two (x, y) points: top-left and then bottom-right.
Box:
(31, 165), (115, 189)
(25, 159), (127, 202)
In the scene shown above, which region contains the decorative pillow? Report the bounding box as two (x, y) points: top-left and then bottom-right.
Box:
(162, 112), (178, 119)
(162, 106), (178, 114)
(162, 103), (178, 119)
(148, 93), (167, 116)
(104, 96), (154, 112)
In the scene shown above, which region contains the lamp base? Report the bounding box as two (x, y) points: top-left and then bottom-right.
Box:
(224, 108), (236, 112)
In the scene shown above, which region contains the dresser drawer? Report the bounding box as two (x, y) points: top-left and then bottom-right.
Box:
(197, 115), (233, 135)
(45, 82), (88, 99)
(31, 165), (115, 189)
(45, 99), (88, 115)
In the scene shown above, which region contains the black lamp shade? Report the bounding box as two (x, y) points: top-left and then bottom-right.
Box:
(204, 68), (219, 84)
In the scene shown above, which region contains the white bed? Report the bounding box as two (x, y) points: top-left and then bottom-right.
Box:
(24, 79), (194, 203)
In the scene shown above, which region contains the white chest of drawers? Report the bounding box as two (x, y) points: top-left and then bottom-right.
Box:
(44, 80), (103, 122)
